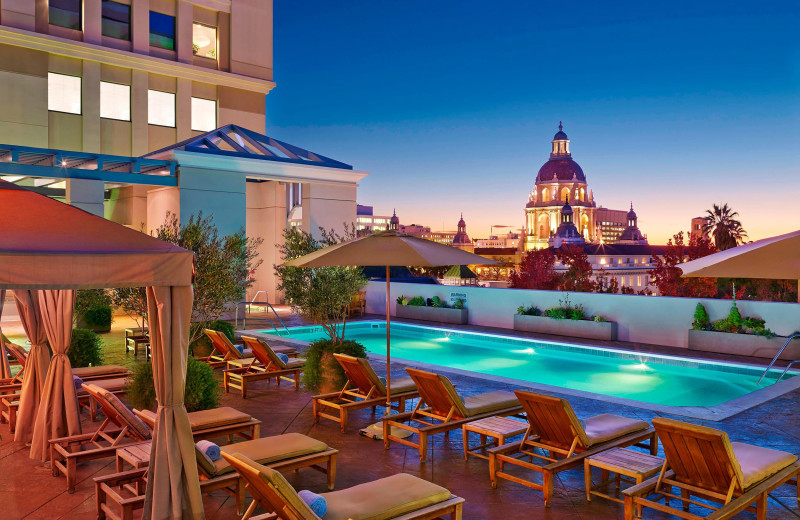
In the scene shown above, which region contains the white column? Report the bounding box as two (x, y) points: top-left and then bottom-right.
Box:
(301, 183), (357, 240)
(246, 181), (286, 303)
(66, 178), (105, 216)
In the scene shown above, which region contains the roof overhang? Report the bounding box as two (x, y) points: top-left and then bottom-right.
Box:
(170, 150), (369, 186)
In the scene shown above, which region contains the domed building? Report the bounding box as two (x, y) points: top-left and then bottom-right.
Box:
(523, 123), (597, 250)
(452, 213), (474, 253)
(617, 203), (648, 245)
(549, 198), (586, 248)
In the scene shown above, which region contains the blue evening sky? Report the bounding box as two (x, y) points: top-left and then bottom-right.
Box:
(266, 1), (800, 243)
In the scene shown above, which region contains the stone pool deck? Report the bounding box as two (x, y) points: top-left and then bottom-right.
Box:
(0, 313), (799, 519)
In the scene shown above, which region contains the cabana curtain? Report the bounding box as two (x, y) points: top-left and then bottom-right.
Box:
(13, 289), (51, 443)
(143, 286), (203, 520)
(30, 289), (81, 461)
(0, 290), (10, 379)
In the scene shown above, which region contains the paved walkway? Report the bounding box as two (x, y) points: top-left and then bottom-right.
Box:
(1, 314), (799, 519)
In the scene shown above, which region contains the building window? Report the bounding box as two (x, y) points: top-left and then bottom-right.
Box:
(102, 1), (131, 40)
(100, 82), (131, 121)
(50, 0), (81, 30)
(192, 23), (217, 59)
(191, 97), (216, 131)
(148, 90), (175, 127)
(48, 73), (81, 114)
(149, 11), (176, 50)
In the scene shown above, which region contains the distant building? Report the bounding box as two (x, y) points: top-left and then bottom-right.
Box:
(475, 232), (520, 249)
(691, 216), (706, 239)
(400, 223), (431, 236)
(523, 123), (644, 249)
(595, 207), (628, 244)
(442, 265), (478, 286)
(421, 230), (457, 244)
(356, 204), (394, 236)
(451, 214), (474, 253)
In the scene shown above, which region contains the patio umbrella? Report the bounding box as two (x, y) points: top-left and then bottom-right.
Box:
(680, 229), (800, 302)
(286, 230), (497, 412)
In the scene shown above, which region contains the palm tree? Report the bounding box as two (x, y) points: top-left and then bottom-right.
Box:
(702, 203), (748, 250)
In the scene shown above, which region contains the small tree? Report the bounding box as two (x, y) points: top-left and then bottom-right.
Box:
(510, 248), (558, 290)
(649, 231), (717, 297)
(156, 212), (262, 345)
(275, 226), (367, 344)
(111, 287), (148, 330)
(555, 245), (595, 292)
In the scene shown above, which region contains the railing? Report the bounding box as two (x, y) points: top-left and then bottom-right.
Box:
(757, 333), (800, 385)
(234, 291), (289, 335)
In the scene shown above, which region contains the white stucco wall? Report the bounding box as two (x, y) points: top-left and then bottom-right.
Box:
(365, 282), (800, 349)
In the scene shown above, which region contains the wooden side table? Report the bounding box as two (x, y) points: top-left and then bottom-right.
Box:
(584, 447), (663, 509)
(116, 442), (152, 495)
(462, 416), (528, 461)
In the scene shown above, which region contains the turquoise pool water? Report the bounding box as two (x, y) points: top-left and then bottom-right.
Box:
(265, 322), (793, 407)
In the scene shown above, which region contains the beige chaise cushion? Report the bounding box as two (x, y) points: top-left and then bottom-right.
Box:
(88, 385), (151, 439)
(388, 377), (417, 395)
(73, 365), (128, 378)
(196, 433), (329, 477)
(138, 406), (251, 430)
(463, 390), (519, 417)
(81, 377), (128, 393)
(280, 357), (306, 370)
(732, 442), (798, 489)
(582, 414), (649, 446)
(321, 473), (452, 520)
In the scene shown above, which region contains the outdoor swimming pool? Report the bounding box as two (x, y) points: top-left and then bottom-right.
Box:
(264, 321), (793, 408)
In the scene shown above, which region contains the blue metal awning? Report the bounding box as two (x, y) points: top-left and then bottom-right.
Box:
(0, 144), (177, 186)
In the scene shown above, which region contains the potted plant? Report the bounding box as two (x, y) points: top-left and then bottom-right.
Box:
(395, 294), (468, 324)
(275, 227), (369, 392)
(513, 294), (617, 340)
(688, 301), (800, 359)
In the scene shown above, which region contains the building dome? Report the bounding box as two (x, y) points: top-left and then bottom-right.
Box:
(452, 213), (472, 245)
(389, 209), (399, 230)
(627, 204), (637, 221)
(553, 121), (568, 141)
(535, 159), (586, 183)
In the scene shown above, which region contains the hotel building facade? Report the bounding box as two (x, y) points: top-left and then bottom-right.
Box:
(0, 0), (367, 303)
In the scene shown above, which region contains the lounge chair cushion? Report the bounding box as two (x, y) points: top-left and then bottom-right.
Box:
(463, 390), (519, 417)
(246, 458), (320, 518)
(138, 407), (252, 431)
(91, 385), (151, 439)
(582, 414), (649, 446)
(732, 442), (798, 489)
(283, 357), (305, 369)
(226, 356), (255, 367)
(389, 376), (416, 394)
(198, 433), (329, 477)
(73, 365), (128, 378)
(321, 473), (452, 520)
(82, 377), (128, 393)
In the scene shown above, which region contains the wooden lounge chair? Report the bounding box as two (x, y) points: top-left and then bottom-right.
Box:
(94, 432), (339, 520)
(383, 368), (522, 461)
(623, 417), (800, 520)
(0, 343), (27, 386)
(223, 336), (305, 397)
(348, 290), (366, 317)
(313, 353), (419, 432)
(200, 330), (298, 370)
(222, 451), (465, 520)
(488, 390), (657, 507)
(51, 384), (261, 492)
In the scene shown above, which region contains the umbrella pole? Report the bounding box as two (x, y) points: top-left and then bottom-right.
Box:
(386, 265), (391, 413)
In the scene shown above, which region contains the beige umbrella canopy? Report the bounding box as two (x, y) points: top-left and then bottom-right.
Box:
(286, 230), (497, 411)
(680, 229), (800, 302)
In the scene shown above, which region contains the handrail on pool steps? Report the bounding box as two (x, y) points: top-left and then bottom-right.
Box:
(757, 333), (800, 386)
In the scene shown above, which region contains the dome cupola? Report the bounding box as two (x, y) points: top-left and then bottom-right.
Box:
(535, 122), (586, 184)
(389, 209), (399, 231)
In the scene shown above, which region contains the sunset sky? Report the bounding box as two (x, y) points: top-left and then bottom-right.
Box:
(266, 0), (800, 244)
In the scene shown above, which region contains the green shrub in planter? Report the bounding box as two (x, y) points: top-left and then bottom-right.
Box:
(125, 356), (221, 412)
(407, 296), (425, 307)
(68, 328), (103, 367)
(189, 319), (236, 355)
(303, 339), (367, 393)
(692, 303), (710, 330)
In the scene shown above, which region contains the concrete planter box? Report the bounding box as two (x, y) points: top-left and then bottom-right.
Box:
(513, 314), (617, 341)
(396, 305), (468, 325)
(688, 329), (800, 360)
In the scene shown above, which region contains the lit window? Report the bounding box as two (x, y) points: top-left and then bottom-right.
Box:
(191, 97), (216, 131)
(100, 81), (131, 121)
(50, 0), (81, 30)
(150, 11), (176, 50)
(102, 1), (130, 40)
(48, 73), (81, 114)
(192, 23), (217, 59)
(148, 90), (175, 127)
(637, 276), (642, 286)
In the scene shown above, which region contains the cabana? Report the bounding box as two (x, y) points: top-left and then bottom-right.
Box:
(0, 180), (202, 519)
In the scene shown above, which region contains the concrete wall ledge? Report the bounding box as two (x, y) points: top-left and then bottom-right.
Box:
(396, 305), (468, 325)
(687, 329), (800, 360)
(513, 314), (617, 341)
